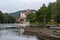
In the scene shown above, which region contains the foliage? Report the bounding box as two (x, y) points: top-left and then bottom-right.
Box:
(27, 13), (36, 23)
(0, 11), (15, 23)
(27, 0), (60, 24)
(40, 4), (48, 24)
(54, 0), (60, 23)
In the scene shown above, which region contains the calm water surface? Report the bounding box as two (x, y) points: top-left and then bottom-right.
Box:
(0, 29), (38, 40)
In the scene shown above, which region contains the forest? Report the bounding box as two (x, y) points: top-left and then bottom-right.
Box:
(0, 11), (15, 23)
(27, 0), (60, 25)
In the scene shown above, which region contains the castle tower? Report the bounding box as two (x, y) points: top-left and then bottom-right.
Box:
(20, 12), (26, 23)
(25, 9), (31, 15)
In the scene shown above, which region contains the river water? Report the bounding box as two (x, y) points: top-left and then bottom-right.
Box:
(0, 29), (38, 40)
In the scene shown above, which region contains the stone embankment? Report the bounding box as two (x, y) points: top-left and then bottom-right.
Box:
(24, 28), (60, 40)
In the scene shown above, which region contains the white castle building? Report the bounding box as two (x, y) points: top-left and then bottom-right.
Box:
(16, 9), (36, 23)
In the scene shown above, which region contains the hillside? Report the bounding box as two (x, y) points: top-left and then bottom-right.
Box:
(9, 10), (36, 18)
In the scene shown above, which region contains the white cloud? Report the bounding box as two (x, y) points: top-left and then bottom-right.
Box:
(0, 0), (56, 13)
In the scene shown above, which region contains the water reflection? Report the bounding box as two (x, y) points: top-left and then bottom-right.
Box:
(0, 29), (37, 40)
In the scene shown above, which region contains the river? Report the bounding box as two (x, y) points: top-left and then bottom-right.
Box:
(0, 29), (38, 40)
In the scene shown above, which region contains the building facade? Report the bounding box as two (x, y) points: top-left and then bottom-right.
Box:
(16, 9), (36, 23)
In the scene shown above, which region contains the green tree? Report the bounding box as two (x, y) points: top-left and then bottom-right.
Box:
(0, 11), (15, 23)
(7, 15), (15, 23)
(0, 11), (4, 23)
(36, 8), (44, 23)
(54, 0), (60, 23)
(47, 3), (55, 23)
(27, 13), (36, 23)
(47, 3), (53, 21)
(40, 4), (48, 24)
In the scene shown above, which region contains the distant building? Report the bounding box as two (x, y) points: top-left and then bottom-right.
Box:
(15, 17), (20, 23)
(15, 9), (36, 23)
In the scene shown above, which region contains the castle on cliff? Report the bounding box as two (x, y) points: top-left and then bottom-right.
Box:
(15, 9), (36, 23)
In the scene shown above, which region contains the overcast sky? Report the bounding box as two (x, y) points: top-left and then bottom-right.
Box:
(0, 0), (56, 13)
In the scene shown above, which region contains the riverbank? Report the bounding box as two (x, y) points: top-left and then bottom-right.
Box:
(24, 27), (60, 40)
